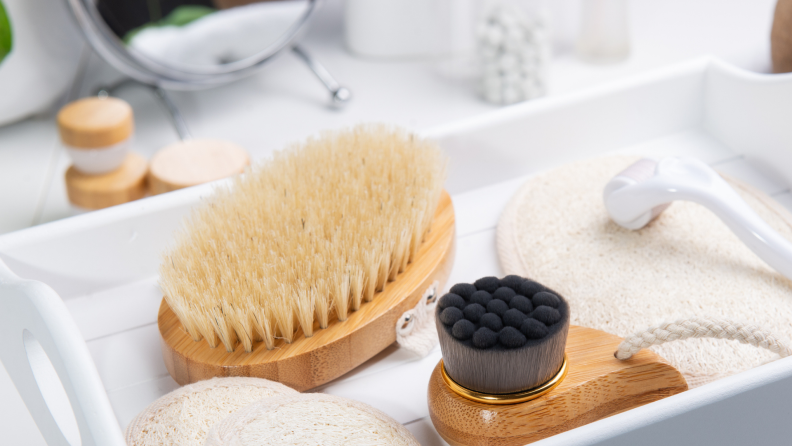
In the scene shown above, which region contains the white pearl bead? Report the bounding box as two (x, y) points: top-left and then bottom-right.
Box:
(486, 27), (504, 46)
(502, 87), (520, 104)
(484, 88), (502, 104)
(498, 54), (518, 71)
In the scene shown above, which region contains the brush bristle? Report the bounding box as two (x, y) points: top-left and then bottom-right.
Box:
(437, 277), (570, 394)
(159, 125), (447, 352)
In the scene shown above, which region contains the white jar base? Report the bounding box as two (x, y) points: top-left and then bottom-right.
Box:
(66, 140), (130, 175)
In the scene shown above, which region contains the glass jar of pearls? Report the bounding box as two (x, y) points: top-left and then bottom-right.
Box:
(476, 0), (550, 105)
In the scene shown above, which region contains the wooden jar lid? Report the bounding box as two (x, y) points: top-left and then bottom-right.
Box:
(148, 139), (250, 195)
(57, 97), (134, 148)
(65, 152), (148, 209)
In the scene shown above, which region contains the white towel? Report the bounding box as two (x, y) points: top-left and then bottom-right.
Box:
(129, 1), (307, 67)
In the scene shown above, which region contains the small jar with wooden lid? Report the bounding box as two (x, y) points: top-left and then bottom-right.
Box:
(57, 97), (134, 174)
(149, 139), (250, 195)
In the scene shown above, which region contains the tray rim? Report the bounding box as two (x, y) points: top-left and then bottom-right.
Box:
(4, 57), (792, 446)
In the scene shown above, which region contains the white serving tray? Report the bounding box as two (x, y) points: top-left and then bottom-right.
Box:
(3, 57), (792, 446)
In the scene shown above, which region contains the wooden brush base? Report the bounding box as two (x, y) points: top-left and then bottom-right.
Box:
(159, 191), (455, 391)
(428, 325), (688, 446)
(65, 152), (147, 210)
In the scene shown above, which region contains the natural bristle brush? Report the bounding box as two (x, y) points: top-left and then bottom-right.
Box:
(428, 276), (687, 446)
(157, 125), (456, 391)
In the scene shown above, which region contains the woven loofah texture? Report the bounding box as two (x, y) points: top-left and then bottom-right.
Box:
(497, 156), (792, 388)
(124, 377), (297, 446)
(205, 393), (420, 446)
(615, 317), (792, 360)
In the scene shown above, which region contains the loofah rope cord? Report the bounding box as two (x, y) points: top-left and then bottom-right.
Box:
(615, 317), (792, 360)
(395, 281), (440, 357)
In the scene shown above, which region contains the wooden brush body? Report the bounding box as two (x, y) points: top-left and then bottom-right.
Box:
(428, 325), (688, 446)
(159, 190), (455, 390)
(159, 127), (447, 353)
(157, 126), (452, 390)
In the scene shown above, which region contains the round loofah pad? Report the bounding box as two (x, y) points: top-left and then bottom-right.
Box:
(497, 156), (792, 388)
(124, 377), (297, 446)
(205, 393), (420, 446)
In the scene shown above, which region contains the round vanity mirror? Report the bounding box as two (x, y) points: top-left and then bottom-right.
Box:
(66, 0), (335, 91)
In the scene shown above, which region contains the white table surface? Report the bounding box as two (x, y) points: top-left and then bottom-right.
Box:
(0, 0), (783, 444)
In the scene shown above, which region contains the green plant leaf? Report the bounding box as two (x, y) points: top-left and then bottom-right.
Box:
(164, 5), (215, 27)
(0, 0), (13, 64)
(124, 5), (216, 44)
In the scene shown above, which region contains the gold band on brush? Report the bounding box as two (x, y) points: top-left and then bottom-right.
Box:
(439, 355), (568, 405)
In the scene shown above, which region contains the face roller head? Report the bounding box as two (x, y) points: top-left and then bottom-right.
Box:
(603, 158), (671, 230)
(603, 156), (792, 282)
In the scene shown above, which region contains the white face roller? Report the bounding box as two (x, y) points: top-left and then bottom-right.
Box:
(603, 157), (792, 281)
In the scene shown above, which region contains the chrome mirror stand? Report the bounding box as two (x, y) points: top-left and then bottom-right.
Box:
(95, 44), (351, 140)
(292, 45), (352, 107)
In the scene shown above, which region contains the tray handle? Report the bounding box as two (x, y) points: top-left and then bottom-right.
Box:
(0, 258), (125, 446)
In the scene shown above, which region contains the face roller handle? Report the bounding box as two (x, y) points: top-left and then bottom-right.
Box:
(604, 157), (792, 281)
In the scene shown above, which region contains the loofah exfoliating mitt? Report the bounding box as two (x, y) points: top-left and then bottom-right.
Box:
(124, 377), (297, 446)
(497, 156), (792, 388)
(205, 393), (420, 446)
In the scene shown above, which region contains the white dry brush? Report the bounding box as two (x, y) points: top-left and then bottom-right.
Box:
(477, 1), (550, 105)
(159, 125), (447, 353)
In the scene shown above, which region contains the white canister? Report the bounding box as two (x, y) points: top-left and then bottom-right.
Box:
(576, 0), (630, 64)
(57, 97), (134, 175)
(477, 0), (551, 105)
(345, 0), (477, 59)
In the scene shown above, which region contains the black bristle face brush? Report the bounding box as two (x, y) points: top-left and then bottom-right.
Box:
(436, 276), (570, 395)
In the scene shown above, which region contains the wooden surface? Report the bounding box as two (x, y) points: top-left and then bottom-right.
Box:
(159, 191), (456, 391)
(65, 152), (148, 210)
(428, 325), (688, 446)
(57, 97), (134, 148)
(773, 0), (792, 73)
(148, 139), (250, 195)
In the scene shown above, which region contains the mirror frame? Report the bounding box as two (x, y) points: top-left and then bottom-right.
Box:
(65, 0), (319, 90)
